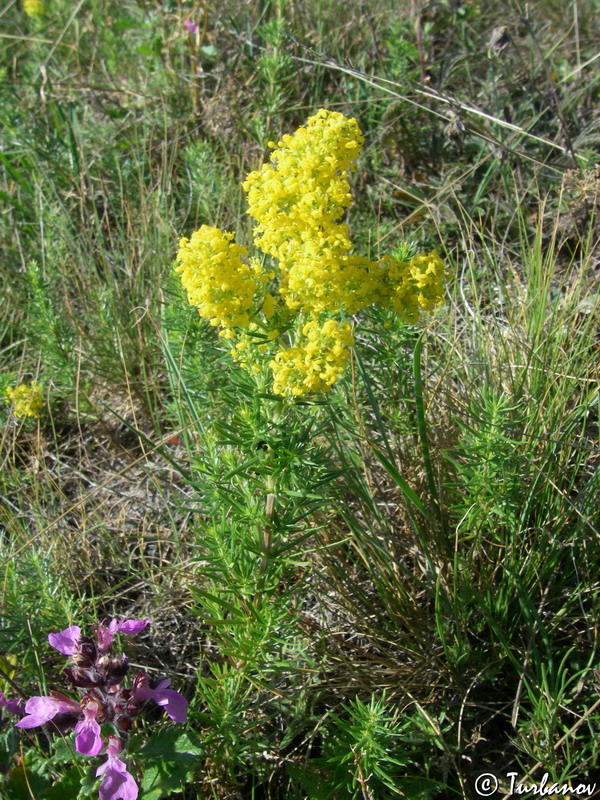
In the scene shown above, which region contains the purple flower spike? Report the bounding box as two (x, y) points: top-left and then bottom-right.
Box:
(48, 625), (81, 656)
(74, 699), (103, 755)
(15, 694), (80, 729)
(184, 19), (199, 34)
(136, 678), (187, 723)
(14, 617), (182, 796)
(97, 736), (138, 800)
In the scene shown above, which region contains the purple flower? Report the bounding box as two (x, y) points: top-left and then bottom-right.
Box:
(48, 625), (81, 656)
(74, 699), (103, 755)
(116, 619), (149, 636)
(15, 693), (80, 729)
(96, 736), (138, 800)
(14, 616), (184, 800)
(0, 691), (24, 715)
(96, 618), (149, 653)
(134, 677), (187, 723)
(184, 18), (199, 34)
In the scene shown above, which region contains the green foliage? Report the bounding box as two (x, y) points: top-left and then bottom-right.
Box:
(0, 726), (203, 800)
(134, 729), (203, 800)
(446, 389), (526, 536)
(1, 748), (56, 800)
(179, 140), (238, 228)
(24, 260), (75, 386)
(0, 546), (77, 677)
(290, 693), (443, 799)
(252, 18), (294, 142)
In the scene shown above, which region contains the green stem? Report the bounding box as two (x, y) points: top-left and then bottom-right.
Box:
(413, 334), (446, 543)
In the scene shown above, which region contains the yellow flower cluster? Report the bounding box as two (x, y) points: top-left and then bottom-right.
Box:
(243, 110), (361, 259)
(5, 382), (43, 419)
(23, 0), (45, 16)
(270, 320), (354, 397)
(176, 225), (268, 333)
(176, 109), (449, 397)
(243, 109), (377, 316)
(242, 109), (448, 322)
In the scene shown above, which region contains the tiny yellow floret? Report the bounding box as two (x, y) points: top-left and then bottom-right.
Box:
(262, 293), (276, 319)
(380, 251), (448, 322)
(243, 109), (373, 317)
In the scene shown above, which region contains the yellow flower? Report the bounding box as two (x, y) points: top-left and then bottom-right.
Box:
(5, 382), (43, 419)
(176, 225), (267, 330)
(270, 319), (354, 397)
(23, 0), (45, 16)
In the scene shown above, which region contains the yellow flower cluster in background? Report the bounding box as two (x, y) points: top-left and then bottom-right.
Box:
(5, 382), (43, 419)
(23, 0), (45, 17)
(176, 109), (449, 397)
